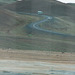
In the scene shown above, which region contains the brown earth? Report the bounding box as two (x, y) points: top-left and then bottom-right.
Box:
(0, 49), (75, 75)
(0, 49), (75, 64)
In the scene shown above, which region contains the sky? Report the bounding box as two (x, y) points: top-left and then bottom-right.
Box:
(57, 0), (75, 3)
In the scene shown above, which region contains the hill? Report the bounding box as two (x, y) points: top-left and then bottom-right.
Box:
(0, 7), (41, 36)
(0, 0), (75, 52)
(67, 3), (75, 6)
(3, 0), (75, 17)
(0, 2), (7, 6)
(0, 8), (17, 32)
(0, 0), (16, 4)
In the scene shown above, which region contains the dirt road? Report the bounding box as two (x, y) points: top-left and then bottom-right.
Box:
(0, 49), (75, 75)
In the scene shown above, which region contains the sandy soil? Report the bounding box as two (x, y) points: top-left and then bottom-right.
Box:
(0, 49), (75, 75)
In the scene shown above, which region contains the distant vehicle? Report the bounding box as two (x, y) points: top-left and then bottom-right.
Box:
(37, 11), (43, 15)
(17, 0), (22, 1)
(48, 17), (51, 19)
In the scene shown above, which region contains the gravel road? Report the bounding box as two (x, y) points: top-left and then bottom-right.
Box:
(0, 60), (75, 75)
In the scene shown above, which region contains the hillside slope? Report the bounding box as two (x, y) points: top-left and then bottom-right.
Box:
(3, 0), (75, 18)
(0, 0), (75, 52)
(0, 8), (17, 32)
(0, 7), (42, 36)
(0, 0), (16, 4)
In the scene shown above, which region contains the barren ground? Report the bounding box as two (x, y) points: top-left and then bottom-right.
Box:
(0, 49), (75, 75)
